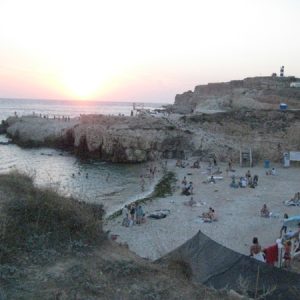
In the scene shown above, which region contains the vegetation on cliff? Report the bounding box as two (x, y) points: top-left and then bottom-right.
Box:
(0, 172), (237, 299)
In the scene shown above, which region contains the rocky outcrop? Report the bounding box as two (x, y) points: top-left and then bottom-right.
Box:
(6, 116), (77, 148)
(179, 109), (300, 162)
(5, 115), (192, 162)
(73, 115), (192, 162)
(172, 76), (300, 114)
(4, 109), (300, 163)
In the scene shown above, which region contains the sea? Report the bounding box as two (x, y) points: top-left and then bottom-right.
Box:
(0, 98), (168, 215)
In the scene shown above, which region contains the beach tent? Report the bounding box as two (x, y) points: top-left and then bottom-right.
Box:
(158, 231), (300, 299)
(283, 216), (300, 228)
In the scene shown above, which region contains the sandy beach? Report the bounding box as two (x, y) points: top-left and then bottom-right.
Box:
(105, 159), (300, 260)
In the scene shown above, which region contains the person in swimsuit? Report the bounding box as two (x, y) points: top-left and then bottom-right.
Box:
(250, 237), (262, 256)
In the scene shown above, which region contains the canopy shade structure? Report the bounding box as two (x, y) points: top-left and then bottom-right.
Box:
(284, 216), (300, 228)
(158, 231), (300, 300)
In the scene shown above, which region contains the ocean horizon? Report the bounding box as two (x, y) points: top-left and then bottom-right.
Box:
(0, 98), (169, 122)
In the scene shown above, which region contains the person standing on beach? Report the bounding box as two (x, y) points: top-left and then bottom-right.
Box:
(122, 205), (130, 227)
(283, 240), (292, 269)
(130, 204), (136, 225)
(280, 213), (289, 237)
(136, 205), (145, 224)
(213, 157), (217, 166)
(228, 159), (232, 171)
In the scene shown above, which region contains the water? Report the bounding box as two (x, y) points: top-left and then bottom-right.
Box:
(0, 99), (166, 215)
(0, 98), (165, 121)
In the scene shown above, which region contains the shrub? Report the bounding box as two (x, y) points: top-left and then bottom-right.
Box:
(0, 171), (105, 262)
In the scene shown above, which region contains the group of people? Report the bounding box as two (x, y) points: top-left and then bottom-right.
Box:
(201, 207), (217, 222)
(122, 203), (145, 227)
(181, 176), (194, 195)
(230, 171), (258, 189)
(241, 170), (258, 188)
(250, 234), (296, 269)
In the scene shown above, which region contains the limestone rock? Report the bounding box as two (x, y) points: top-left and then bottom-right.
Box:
(172, 76), (300, 114)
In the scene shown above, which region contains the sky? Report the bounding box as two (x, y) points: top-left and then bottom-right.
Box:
(0, 0), (299, 103)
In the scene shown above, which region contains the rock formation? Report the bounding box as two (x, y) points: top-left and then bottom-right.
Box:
(5, 114), (192, 163)
(72, 114), (192, 162)
(172, 76), (300, 114)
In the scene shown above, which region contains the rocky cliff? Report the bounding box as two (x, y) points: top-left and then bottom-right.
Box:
(72, 114), (192, 162)
(172, 76), (300, 114)
(175, 109), (300, 163)
(5, 115), (192, 162)
(6, 109), (300, 163)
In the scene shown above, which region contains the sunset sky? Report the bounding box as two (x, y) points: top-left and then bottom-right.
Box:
(0, 0), (299, 102)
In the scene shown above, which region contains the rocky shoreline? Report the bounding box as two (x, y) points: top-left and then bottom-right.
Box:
(3, 108), (300, 164)
(2, 76), (300, 164)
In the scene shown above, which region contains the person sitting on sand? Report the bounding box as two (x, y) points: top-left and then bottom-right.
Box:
(182, 184), (192, 196)
(260, 204), (270, 217)
(201, 207), (216, 221)
(245, 170), (251, 179)
(271, 167), (276, 176)
(208, 175), (216, 184)
(253, 174), (259, 186)
(202, 207), (213, 218)
(230, 175), (239, 188)
(187, 181), (193, 194)
(248, 176), (256, 188)
(239, 177), (247, 188)
(176, 159), (182, 167)
(250, 237), (264, 262)
(292, 192), (300, 201)
(190, 160), (199, 168)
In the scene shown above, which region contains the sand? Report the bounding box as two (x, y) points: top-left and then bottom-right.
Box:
(104, 159), (300, 260)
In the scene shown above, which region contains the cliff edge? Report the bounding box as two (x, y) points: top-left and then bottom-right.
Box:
(6, 114), (192, 163)
(172, 76), (300, 114)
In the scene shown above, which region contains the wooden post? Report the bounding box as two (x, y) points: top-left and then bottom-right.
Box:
(240, 148), (242, 167)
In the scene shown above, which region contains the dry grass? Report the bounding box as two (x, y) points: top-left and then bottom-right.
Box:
(0, 171), (105, 263)
(0, 171), (248, 300)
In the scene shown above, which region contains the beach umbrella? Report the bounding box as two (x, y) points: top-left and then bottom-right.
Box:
(283, 216), (300, 228)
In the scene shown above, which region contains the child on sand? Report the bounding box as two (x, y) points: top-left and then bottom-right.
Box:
(260, 204), (270, 217)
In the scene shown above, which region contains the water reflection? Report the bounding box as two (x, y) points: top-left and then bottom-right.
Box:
(0, 135), (153, 215)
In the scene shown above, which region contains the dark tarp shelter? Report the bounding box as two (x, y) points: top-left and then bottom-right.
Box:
(157, 231), (300, 299)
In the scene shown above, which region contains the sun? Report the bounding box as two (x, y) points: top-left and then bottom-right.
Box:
(61, 66), (104, 100)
